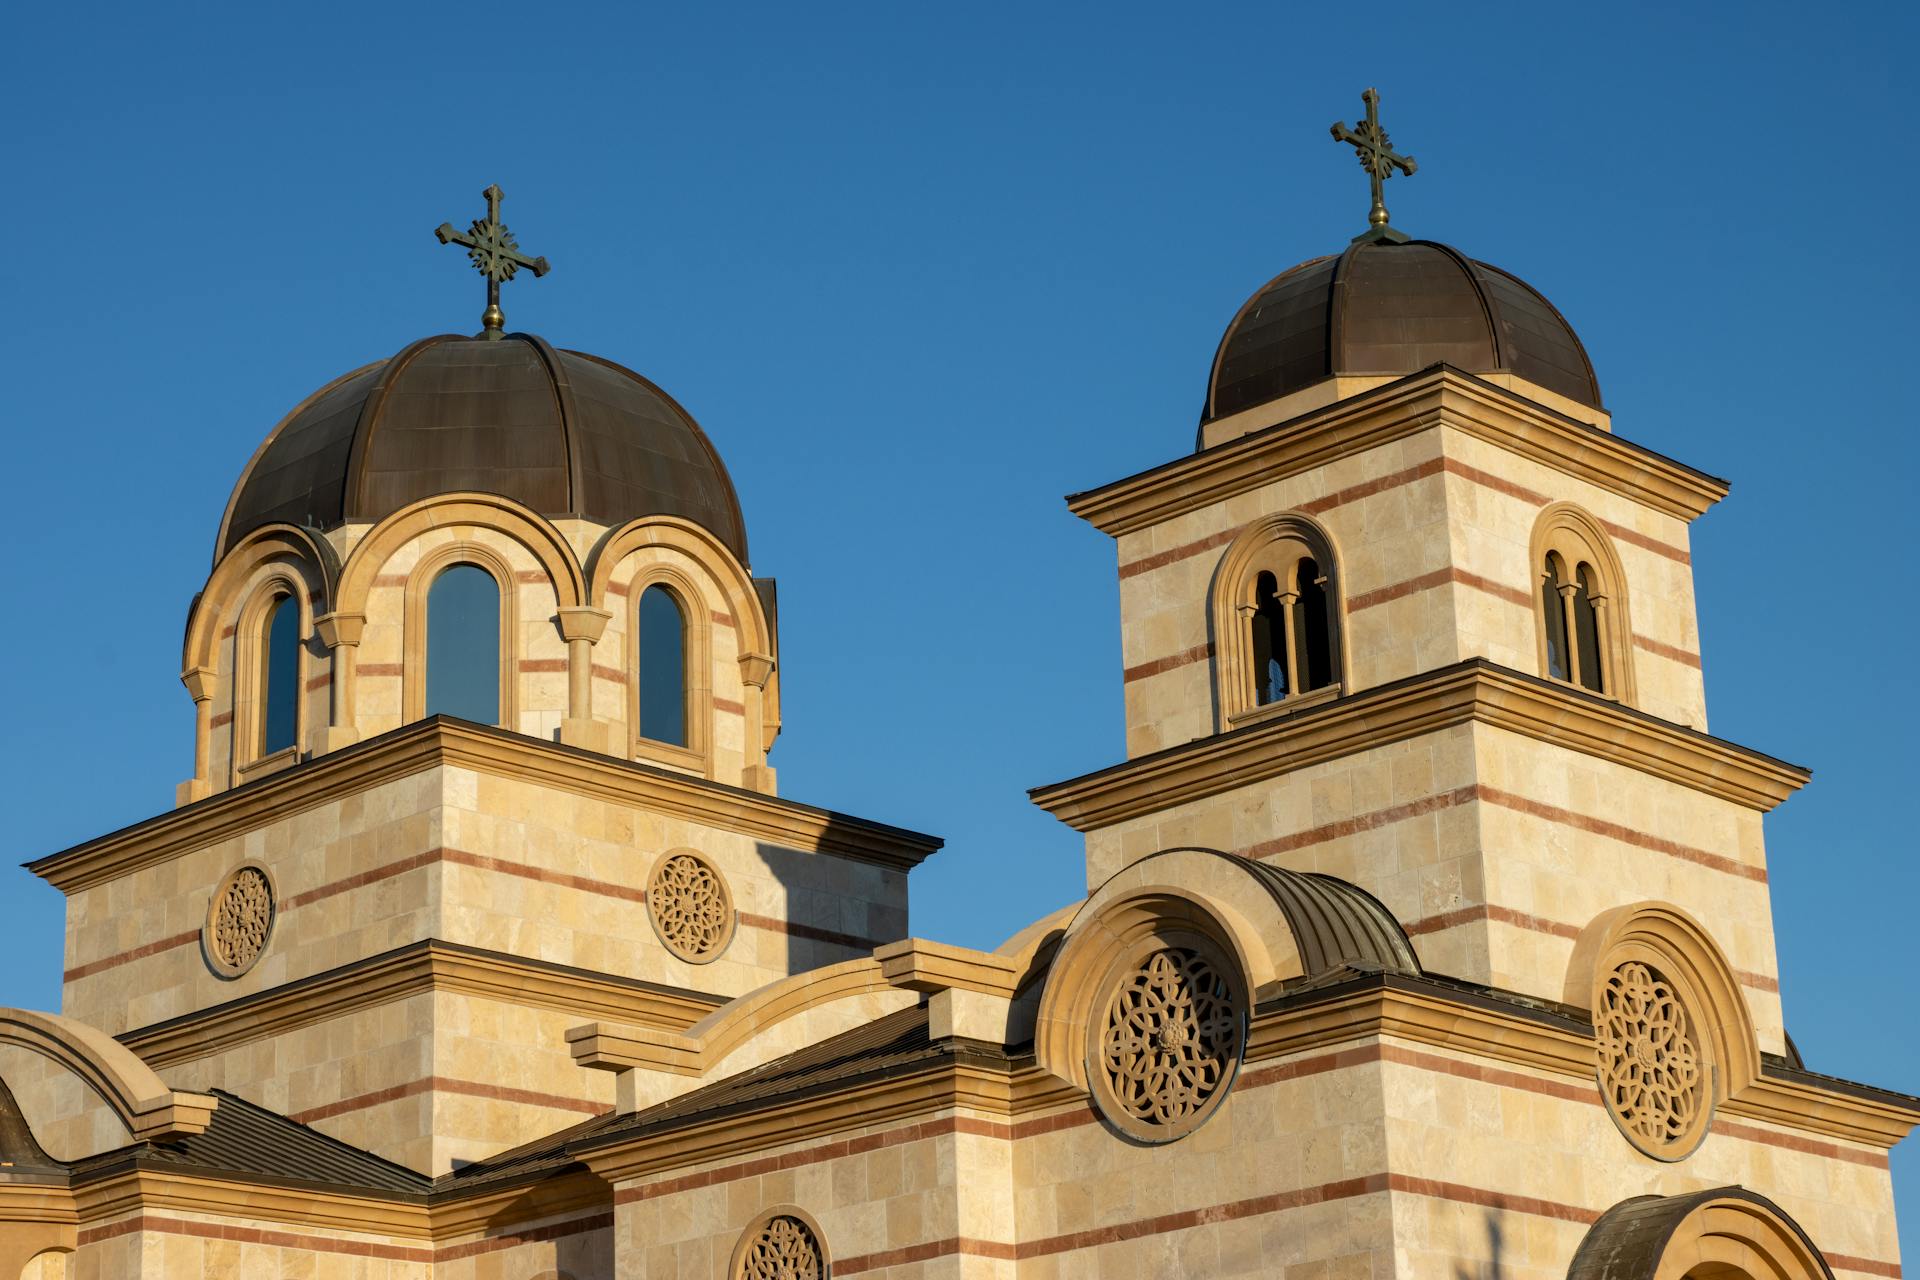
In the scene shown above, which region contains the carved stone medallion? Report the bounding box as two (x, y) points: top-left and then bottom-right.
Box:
(647, 850), (736, 964)
(1089, 936), (1244, 1142)
(204, 864), (276, 979)
(1595, 959), (1710, 1157)
(734, 1212), (825, 1280)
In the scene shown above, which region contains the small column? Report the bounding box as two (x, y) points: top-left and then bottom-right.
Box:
(556, 606), (612, 752)
(175, 666), (217, 806)
(738, 651), (778, 794)
(1276, 590), (1302, 700)
(1557, 582), (1582, 687)
(1588, 595), (1613, 695)
(314, 611), (365, 753)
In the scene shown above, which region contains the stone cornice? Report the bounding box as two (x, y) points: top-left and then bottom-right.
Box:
(1029, 660), (1810, 830)
(27, 718), (942, 893)
(1066, 366), (1730, 536)
(120, 939), (723, 1069)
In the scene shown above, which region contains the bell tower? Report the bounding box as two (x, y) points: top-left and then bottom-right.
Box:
(1034, 96), (1802, 1058)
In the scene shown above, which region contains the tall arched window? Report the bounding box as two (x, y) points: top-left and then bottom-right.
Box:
(1212, 515), (1343, 727)
(259, 593), (300, 755)
(637, 584), (688, 746)
(1533, 505), (1632, 702)
(426, 564), (501, 723)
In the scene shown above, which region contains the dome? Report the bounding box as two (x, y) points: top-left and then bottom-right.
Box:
(217, 332), (748, 562)
(1204, 238), (1602, 424)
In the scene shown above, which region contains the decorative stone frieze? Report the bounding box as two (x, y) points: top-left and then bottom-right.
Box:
(1089, 937), (1244, 1142)
(203, 864), (275, 979)
(647, 850), (735, 964)
(733, 1210), (826, 1280)
(1595, 959), (1710, 1157)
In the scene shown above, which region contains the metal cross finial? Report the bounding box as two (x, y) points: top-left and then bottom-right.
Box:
(434, 184), (551, 339)
(1330, 88), (1418, 243)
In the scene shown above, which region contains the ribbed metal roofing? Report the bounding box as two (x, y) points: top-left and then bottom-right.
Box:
(1240, 859), (1422, 977)
(1204, 239), (1602, 424)
(217, 333), (748, 563)
(1566, 1187), (1834, 1280)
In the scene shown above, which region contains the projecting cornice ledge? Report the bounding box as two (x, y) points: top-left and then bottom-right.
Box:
(1030, 660), (1810, 832)
(1065, 365), (1730, 535)
(26, 718), (943, 893)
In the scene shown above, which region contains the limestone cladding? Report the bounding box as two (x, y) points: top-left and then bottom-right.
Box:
(612, 1111), (1016, 1280)
(1081, 721), (1784, 1054)
(64, 1209), (434, 1279)
(1377, 1043), (1898, 1280)
(1114, 417), (1707, 760)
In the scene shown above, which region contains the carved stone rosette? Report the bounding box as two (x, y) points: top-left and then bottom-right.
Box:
(1087, 933), (1245, 1143)
(203, 863), (276, 979)
(1595, 959), (1710, 1157)
(733, 1211), (826, 1280)
(646, 849), (736, 964)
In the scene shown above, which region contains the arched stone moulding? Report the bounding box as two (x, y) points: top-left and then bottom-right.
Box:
(400, 541), (520, 726)
(1529, 501), (1637, 704)
(0, 1007), (215, 1142)
(1564, 901), (1761, 1160)
(177, 523), (338, 802)
(729, 1204), (831, 1280)
(1209, 511), (1349, 729)
(586, 515), (781, 785)
(1565, 1186), (1834, 1280)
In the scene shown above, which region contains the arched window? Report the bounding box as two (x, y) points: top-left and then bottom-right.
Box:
(1212, 515), (1343, 727)
(426, 564), (501, 723)
(1533, 506), (1633, 703)
(259, 593), (300, 755)
(637, 584), (688, 746)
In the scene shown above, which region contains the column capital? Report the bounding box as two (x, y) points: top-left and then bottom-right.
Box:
(556, 606), (612, 645)
(314, 612), (366, 649)
(739, 652), (776, 690)
(180, 666), (218, 702)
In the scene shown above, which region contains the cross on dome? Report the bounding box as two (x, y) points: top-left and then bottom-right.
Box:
(1330, 88), (1418, 243)
(434, 184), (551, 339)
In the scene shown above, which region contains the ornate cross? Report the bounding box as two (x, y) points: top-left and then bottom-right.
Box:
(435, 184), (551, 339)
(1330, 88), (1417, 243)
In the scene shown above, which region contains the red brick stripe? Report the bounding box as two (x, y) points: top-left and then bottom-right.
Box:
(1403, 903), (1778, 992)
(431, 1211), (615, 1261)
(1121, 641), (1214, 683)
(517, 658), (569, 673)
(1245, 787), (1477, 859)
(208, 711), (233, 728)
(304, 673), (331, 691)
(1827, 1255), (1903, 1277)
(77, 1214), (432, 1261)
(714, 697), (746, 715)
(1476, 785), (1765, 882)
(371, 574), (408, 588)
(288, 1075), (603, 1125)
(591, 663), (628, 684)
(1300, 457), (1448, 517)
(1634, 633), (1705, 669)
(836, 1237), (1017, 1273)
(63, 929), (200, 981)
(357, 662), (404, 676)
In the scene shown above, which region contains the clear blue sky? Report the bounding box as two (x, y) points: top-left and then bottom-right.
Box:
(4, 0), (1915, 1235)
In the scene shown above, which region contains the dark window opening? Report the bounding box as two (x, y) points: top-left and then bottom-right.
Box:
(426, 564), (501, 724)
(1251, 571), (1287, 705)
(1573, 562), (1604, 693)
(638, 584), (688, 746)
(1542, 555), (1570, 681)
(260, 594), (300, 755)
(1295, 558), (1334, 691)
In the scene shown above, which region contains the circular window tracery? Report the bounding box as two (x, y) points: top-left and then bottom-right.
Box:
(1088, 936), (1244, 1142)
(646, 850), (735, 964)
(204, 864), (276, 978)
(734, 1212), (825, 1280)
(1595, 959), (1710, 1158)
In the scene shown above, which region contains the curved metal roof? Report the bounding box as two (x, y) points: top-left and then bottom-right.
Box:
(1238, 857), (1422, 978)
(1204, 238), (1602, 424)
(217, 333), (749, 563)
(1567, 1187), (1835, 1280)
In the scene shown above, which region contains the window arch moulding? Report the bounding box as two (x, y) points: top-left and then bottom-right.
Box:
(1531, 502), (1636, 705)
(625, 565), (713, 777)
(231, 573), (314, 784)
(1210, 513), (1347, 730)
(402, 545), (517, 729)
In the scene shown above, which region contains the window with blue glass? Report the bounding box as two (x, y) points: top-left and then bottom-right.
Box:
(637, 584), (688, 747)
(426, 564), (501, 723)
(259, 593), (300, 755)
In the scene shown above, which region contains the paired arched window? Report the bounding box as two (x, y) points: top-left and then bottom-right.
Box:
(1534, 507), (1631, 702)
(425, 563), (502, 723)
(637, 584), (689, 747)
(1213, 516), (1342, 726)
(258, 592), (301, 756)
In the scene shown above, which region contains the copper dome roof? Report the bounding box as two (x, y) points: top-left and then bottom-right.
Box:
(1204, 238), (1602, 424)
(218, 333), (748, 562)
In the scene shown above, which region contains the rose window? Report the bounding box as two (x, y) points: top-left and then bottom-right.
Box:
(1595, 960), (1709, 1156)
(205, 865), (275, 977)
(736, 1213), (823, 1280)
(1091, 942), (1243, 1141)
(647, 851), (735, 963)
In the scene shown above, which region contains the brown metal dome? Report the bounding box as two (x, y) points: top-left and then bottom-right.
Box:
(217, 333), (748, 562)
(1204, 238), (1602, 425)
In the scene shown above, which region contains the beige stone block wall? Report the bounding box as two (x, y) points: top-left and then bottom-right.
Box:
(1079, 722), (1784, 1052)
(67, 1211), (433, 1279)
(1013, 1057), (1394, 1277)
(0, 1043), (133, 1161)
(432, 1212), (613, 1280)
(61, 767), (445, 1037)
(1379, 1043), (1898, 1279)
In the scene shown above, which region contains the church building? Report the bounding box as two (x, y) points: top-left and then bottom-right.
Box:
(1, 95), (1912, 1279)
